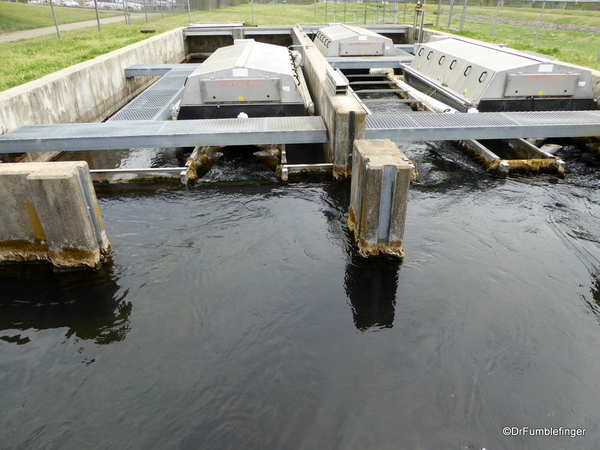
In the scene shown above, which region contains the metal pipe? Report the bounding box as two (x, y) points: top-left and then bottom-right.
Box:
(392, 76), (461, 113)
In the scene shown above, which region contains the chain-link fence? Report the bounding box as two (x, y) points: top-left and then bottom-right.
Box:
(0, 0), (243, 40)
(322, 0), (600, 68)
(2, 0), (599, 64)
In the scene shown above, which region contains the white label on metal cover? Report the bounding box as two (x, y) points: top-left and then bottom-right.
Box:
(538, 64), (554, 73)
(579, 81), (587, 87)
(282, 86), (291, 92)
(232, 68), (249, 77)
(358, 35), (367, 40)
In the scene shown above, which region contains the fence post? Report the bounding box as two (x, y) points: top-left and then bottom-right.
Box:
(447, 0), (455, 28)
(493, 0), (501, 37)
(49, 0), (61, 40)
(459, 0), (468, 30)
(534, 0), (546, 47)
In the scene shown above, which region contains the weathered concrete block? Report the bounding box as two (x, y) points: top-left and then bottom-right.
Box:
(348, 139), (412, 259)
(0, 162), (110, 270)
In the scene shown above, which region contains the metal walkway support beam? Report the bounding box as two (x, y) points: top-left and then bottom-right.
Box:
(0, 117), (327, 153)
(366, 110), (600, 142)
(348, 139), (413, 260)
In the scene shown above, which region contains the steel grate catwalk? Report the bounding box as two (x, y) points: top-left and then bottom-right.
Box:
(109, 65), (200, 122)
(366, 110), (600, 141)
(0, 117), (328, 153)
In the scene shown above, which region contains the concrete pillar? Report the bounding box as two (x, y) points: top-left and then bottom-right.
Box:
(232, 28), (245, 41)
(348, 140), (413, 260)
(0, 161), (110, 270)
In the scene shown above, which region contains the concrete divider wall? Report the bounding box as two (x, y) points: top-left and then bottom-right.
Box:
(0, 161), (110, 270)
(292, 26), (368, 178)
(0, 27), (187, 161)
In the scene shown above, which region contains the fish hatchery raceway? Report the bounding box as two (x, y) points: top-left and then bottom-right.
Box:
(1, 23), (600, 450)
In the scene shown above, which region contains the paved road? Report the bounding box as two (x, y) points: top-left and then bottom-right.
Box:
(0, 13), (156, 43)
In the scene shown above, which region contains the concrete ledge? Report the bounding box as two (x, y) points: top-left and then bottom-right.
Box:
(0, 162), (110, 270)
(0, 28), (186, 161)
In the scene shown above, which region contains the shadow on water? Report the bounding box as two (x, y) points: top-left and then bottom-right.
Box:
(0, 261), (131, 346)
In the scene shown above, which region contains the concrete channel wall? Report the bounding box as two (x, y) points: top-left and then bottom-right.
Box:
(292, 26), (369, 178)
(0, 27), (187, 162)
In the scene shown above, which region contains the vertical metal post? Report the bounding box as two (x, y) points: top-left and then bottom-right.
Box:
(447, 0), (454, 29)
(459, 0), (467, 30)
(534, 0), (546, 47)
(93, 0), (101, 31)
(377, 165), (397, 243)
(313, 0), (317, 24)
(418, 8), (424, 42)
(493, 0), (501, 37)
(251, 0), (254, 23)
(143, 0), (148, 21)
(363, 0), (368, 24)
(187, 0), (192, 22)
(436, 0), (442, 27)
(49, 0), (61, 40)
(344, 0), (347, 23)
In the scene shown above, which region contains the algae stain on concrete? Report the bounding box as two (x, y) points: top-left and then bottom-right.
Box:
(25, 200), (46, 242)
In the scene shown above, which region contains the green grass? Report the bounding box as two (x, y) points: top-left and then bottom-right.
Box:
(0, 2), (599, 92)
(0, 1), (120, 32)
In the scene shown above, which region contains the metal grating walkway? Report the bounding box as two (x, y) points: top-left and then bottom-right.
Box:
(366, 110), (600, 141)
(0, 117), (328, 153)
(109, 65), (200, 122)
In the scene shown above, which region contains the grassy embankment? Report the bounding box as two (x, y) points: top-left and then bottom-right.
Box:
(0, 1), (599, 92)
(0, 0), (120, 32)
(430, 4), (600, 71)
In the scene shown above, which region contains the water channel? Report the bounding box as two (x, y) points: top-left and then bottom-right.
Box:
(2, 123), (600, 448)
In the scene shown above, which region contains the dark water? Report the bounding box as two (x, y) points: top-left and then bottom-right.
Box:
(2, 141), (600, 449)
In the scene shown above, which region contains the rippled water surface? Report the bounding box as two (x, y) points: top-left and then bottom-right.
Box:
(2, 141), (600, 449)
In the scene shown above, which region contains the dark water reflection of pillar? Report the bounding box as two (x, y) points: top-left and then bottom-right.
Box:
(344, 254), (400, 331)
(323, 180), (401, 332)
(0, 261), (131, 346)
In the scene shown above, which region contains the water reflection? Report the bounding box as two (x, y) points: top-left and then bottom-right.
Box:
(0, 261), (130, 345)
(344, 250), (400, 331)
(583, 272), (600, 322)
(321, 180), (401, 331)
